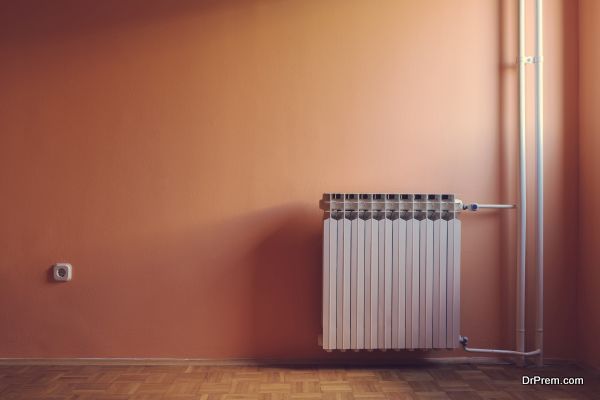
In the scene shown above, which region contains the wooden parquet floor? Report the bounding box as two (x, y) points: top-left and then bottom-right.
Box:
(0, 363), (598, 400)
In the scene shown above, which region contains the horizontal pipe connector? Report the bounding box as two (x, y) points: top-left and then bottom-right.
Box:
(463, 203), (516, 211)
(464, 347), (541, 357)
(459, 335), (540, 357)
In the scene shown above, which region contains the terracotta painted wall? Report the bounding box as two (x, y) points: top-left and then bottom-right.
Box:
(0, 0), (579, 360)
(578, 0), (600, 369)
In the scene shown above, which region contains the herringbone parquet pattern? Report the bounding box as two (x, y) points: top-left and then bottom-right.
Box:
(0, 363), (597, 400)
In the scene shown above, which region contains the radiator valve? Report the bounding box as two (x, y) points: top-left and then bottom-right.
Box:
(463, 203), (479, 211)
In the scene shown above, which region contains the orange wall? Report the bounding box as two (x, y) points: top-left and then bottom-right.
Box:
(0, 0), (579, 360)
(578, 0), (600, 369)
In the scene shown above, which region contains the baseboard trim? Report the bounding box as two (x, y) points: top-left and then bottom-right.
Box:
(0, 356), (575, 367)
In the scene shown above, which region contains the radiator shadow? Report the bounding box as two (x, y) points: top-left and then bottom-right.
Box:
(245, 205), (466, 362)
(246, 205), (322, 357)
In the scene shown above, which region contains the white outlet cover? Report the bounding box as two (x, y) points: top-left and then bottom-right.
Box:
(53, 263), (72, 281)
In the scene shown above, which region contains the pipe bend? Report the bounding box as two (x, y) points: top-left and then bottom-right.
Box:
(459, 335), (540, 357)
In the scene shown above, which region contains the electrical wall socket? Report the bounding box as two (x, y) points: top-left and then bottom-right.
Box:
(53, 263), (72, 281)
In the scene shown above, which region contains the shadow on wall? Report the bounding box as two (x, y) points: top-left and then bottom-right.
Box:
(20, 204), (327, 358)
(497, 0), (519, 353)
(146, 203), (460, 362)
(35, 203), (469, 360)
(244, 205), (467, 362)
(0, 0), (235, 44)
(247, 205), (323, 358)
(143, 203), (326, 359)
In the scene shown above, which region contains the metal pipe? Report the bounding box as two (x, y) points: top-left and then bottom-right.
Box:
(464, 347), (541, 357)
(475, 204), (516, 209)
(463, 203), (516, 211)
(517, 0), (527, 361)
(459, 336), (541, 357)
(460, 0), (544, 365)
(535, 0), (544, 367)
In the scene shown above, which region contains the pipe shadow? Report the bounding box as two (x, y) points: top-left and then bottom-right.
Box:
(497, 0), (519, 352)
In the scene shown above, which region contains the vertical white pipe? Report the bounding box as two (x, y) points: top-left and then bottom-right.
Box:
(535, 0), (544, 367)
(517, 0), (527, 360)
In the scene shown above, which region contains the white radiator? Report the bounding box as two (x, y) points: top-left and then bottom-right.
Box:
(320, 193), (461, 351)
